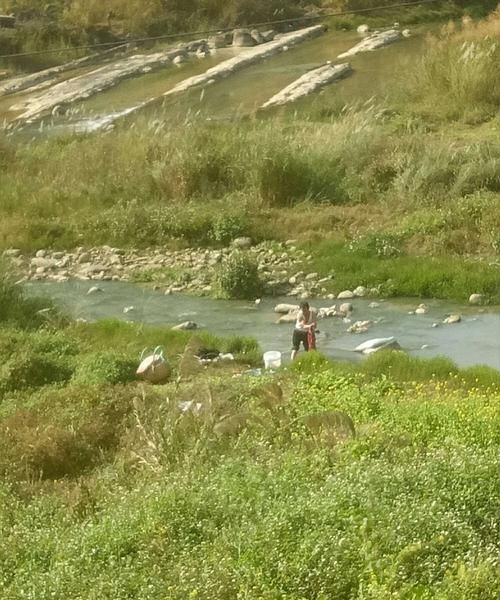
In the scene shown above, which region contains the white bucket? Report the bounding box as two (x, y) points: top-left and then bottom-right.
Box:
(263, 350), (282, 369)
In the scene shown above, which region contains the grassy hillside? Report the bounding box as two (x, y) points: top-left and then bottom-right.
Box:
(0, 272), (500, 599)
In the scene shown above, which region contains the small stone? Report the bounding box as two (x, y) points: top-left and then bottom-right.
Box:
(415, 304), (428, 315)
(339, 302), (353, 315)
(288, 276), (297, 285)
(305, 273), (318, 281)
(52, 251), (65, 260)
(274, 303), (299, 314)
(30, 257), (56, 269)
(85, 263), (108, 274)
(443, 314), (462, 325)
(172, 321), (198, 331)
(3, 248), (21, 258)
(469, 294), (484, 305)
(173, 54), (187, 66)
(35, 249), (47, 258)
(338, 290), (355, 299)
(123, 306), (135, 314)
(369, 302), (380, 309)
(232, 237), (252, 249)
(353, 286), (367, 297)
(299, 292), (310, 300)
(78, 252), (91, 264)
(164, 289), (173, 295)
(348, 320), (372, 334)
(87, 286), (103, 295)
(370, 287), (380, 296)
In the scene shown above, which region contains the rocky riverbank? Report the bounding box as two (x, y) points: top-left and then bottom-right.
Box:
(3, 241), (489, 308)
(3, 241), (377, 301)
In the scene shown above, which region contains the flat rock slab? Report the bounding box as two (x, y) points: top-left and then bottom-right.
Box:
(261, 62), (352, 109)
(338, 29), (401, 59)
(162, 25), (327, 98)
(94, 24), (328, 130)
(0, 44), (128, 98)
(12, 46), (191, 123)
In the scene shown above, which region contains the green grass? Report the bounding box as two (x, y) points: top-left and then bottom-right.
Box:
(0, 334), (500, 598)
(304, 240), (500, 303)
(0, 270), (499, 597)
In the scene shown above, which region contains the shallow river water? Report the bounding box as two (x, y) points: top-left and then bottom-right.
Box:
(26, 280), (500, 370)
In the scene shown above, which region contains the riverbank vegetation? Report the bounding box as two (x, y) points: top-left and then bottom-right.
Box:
(1, 12), (500, 301)
(1, 272), (500, 598)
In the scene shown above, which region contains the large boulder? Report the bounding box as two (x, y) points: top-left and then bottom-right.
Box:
(232, 29), (257, 47)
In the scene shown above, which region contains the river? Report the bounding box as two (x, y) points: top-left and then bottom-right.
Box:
(26, 280), (500, 370)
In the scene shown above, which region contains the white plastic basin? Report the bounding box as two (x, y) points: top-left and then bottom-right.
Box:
(263, 350), (282, 369)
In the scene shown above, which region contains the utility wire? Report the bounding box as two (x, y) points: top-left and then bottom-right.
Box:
(0, 0), (442, 60)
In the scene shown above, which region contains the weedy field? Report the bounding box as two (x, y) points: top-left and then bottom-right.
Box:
(0, 6), (499, 598)
(1, 268), (500, 599)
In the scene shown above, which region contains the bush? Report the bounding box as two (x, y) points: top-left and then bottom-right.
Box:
(0, 266), (61, 329)
(72, 352), (136, 386)
(213, 251), (263, 299)
(210, 213), (249, 245)
(0, 351), (73, 394)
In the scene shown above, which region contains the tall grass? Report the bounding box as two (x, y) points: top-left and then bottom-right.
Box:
(0, 263), (61, 328)
(399, 11), (500, 121)
(1, 112), (500, 255)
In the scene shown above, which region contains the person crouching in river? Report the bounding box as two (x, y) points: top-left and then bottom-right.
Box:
(291, 301), (317, 360)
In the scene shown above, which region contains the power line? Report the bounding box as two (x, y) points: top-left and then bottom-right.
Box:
(0, 0), (442, 60)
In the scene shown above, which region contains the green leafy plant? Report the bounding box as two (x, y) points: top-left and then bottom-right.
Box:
(72, 352), (136, 386)
(213, 251), (263, 299)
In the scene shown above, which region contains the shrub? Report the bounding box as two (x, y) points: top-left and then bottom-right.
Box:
(0, 351), (73, 394)
(213, 251), (263, 299)
(348, 232), (406, 258)
(71, 352), (136, 386)
(224, 335), (261, 364)
(210, 213), (249, 245)
(0, 265), (61, 329)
